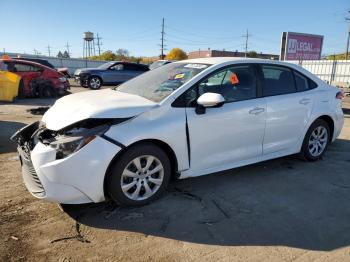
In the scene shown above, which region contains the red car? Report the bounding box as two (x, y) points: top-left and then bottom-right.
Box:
(1, 59), (70, 98)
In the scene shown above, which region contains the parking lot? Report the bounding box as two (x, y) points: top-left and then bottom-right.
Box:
(1, 85), (350, 261)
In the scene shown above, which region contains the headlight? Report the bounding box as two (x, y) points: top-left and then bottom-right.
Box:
(50, 125), (109, 159)
(59, 77), (67, 83)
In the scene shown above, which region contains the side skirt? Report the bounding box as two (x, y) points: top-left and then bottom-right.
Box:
(178, 148), (299, 179)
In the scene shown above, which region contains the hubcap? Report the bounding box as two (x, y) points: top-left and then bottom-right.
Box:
(308, 126), (328, 157)
(90, 78), (100, 89)
(120, 155), (164, 201)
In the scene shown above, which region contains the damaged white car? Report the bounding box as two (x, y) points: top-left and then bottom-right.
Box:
(11, 58), (344, 206)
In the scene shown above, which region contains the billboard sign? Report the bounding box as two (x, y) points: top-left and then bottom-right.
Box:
(280, 32), (323, 60)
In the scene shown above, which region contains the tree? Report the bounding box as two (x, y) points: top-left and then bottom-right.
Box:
(89, 49), (142, 63)
(90, 50), (116, 61)
(116, 48), (129, 57)
(247, 51), (258, 58)
(63, 51), (70, 58)
(57, 51), (63, 58)
(326, 53), (346, 60)
(165, 48), (188, 60)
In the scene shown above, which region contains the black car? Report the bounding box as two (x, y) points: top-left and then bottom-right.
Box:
(74, 61), (149, 89)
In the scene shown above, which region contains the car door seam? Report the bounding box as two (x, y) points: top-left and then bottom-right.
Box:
(185, 109), (191, 167)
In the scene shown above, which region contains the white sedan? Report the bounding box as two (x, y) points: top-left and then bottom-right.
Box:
(11, 58), (344, 206)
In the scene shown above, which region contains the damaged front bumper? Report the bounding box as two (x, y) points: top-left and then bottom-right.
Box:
(11, 121), (122, 204)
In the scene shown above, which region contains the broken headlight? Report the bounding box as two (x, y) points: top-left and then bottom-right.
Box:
(50, 125), (109, 159)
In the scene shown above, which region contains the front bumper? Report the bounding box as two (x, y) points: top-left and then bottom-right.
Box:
(15, 126), (121, 204)
(74, 74), (89, 86)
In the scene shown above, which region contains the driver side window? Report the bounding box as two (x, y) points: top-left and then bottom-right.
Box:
(111, 64), (124, 71)
(197, 65), (257, 103)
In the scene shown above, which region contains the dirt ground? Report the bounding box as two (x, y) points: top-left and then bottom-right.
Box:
(1, 85), (350, 262)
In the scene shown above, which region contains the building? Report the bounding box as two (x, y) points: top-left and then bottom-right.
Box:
(188, 49), (279, 60)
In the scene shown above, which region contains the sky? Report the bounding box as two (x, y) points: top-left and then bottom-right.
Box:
(1, 0), (349, 58)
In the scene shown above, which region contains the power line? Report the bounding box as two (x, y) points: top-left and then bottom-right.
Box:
(33, 49), (41, 56)
(160, 18), (166, 59)
(65, 42), (71, 57)
(242, 29), (252, 58)
(46, 45), (52, 57)
(346, 10), (350, 60)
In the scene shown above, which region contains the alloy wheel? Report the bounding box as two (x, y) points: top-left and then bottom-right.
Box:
(90, 77), (101, 89)
(308, 126), (328, 157)
(120, 155), (164, 201)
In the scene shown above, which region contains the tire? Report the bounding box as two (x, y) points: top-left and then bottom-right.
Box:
(106, 143), (171, 206)
(88, 76), (102, 90)
(17, 79), (25, 99)
(39, 84), (57, 98)
(300, 119), (330, 161)
(79, 80), (88, 88)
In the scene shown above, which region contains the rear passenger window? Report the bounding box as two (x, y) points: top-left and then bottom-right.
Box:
(294, 71), (309, 92)
(294, 71), (317, 91)
(261, 65), (296, 96)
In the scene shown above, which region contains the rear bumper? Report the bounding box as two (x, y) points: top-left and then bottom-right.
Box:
(18, 136), (121, 204)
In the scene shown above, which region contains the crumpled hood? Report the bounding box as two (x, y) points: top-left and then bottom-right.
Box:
(42, 89), (157, 130)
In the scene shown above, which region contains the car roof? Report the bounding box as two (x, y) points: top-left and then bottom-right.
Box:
(177, 57), (321, 84)
(178, 57), (293, 66)
(1, 58), (46, 68)
(13, 57), (54, 68)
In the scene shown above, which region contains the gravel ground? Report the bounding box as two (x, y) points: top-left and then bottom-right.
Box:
(1, 86), (350, 262)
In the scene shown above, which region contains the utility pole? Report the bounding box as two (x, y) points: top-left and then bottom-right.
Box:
(346, 11), (350, 60)
(65, 42), (71, 57)
(242, 29), (252, 58)
(96, 33), (102, 56)
(47, 45), (52, 57)
(160, 18), (165, 59)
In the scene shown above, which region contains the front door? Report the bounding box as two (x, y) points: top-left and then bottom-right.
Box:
(185, 64), (266, 173)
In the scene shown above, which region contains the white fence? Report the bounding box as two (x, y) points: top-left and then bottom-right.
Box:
(288, 60), (350, 86)
(43, 57), (106, 75)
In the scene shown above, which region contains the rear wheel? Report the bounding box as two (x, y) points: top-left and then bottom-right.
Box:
(301, 119), (330, 161)
(39, 84), (57, 98)
(88, 76), (102, 90)
(106, 143), (171, 206)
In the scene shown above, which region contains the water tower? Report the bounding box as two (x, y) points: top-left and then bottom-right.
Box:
(83, 31), (95, 58)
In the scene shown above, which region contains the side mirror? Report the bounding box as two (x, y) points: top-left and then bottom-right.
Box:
(196, 92), (225, 114)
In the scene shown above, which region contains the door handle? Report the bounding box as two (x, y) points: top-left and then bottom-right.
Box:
(249, 107), (265, 115)
(299, 98), (311, 105)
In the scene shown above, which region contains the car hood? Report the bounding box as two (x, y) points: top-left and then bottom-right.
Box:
(74, 68), (102, 75)
(42, 89), (157, 130)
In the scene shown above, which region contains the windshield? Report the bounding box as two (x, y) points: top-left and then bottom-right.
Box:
(116, 62), (209, 102)
(149, 60), (169, 70)
(98, 61), (116, 69)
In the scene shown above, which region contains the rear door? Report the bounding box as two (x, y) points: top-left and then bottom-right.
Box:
(123, 64), (144, 81)
(259, 64), (315, 155)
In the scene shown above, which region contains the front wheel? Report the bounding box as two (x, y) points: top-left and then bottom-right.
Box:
(301, 119), (330, 161)
(106, 143), (171, 206)
(88, 76), (102, 90)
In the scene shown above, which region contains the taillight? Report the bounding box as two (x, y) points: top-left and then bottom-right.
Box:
(336, 91), (344, 100)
